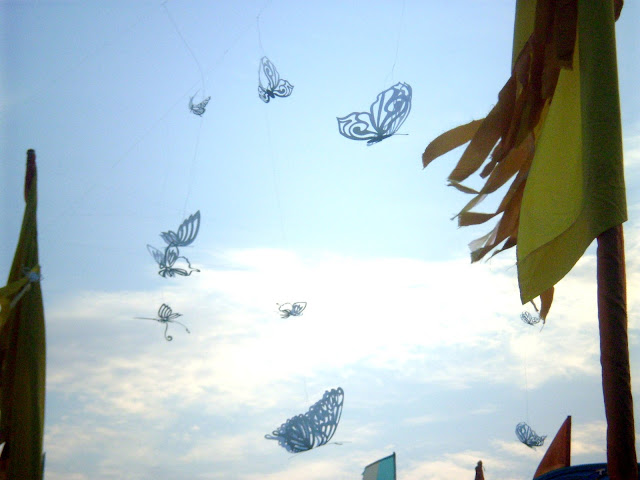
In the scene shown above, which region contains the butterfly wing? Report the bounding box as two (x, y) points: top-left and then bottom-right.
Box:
(147, 245), (165, 266)
(265, 414), (314, 453)
(515, 422), (546, 448)
(259, 57), (279, 90)
(337, 111), (378, 142)
(368, 82), (412, 143)
(175, 211), (201, 246)
(272, 79), (294, 99)
(307, 387), (344, 448)
(520, 312), (541, 325)
(158, 303), (182, 321)
(189, 95), (211, 116)
(161, 211), (201, 247)
(158, 303), (172, 320)
(278, 303), (293, 318)
(258, 57), (293, 102)
(291, 302), (307, 316)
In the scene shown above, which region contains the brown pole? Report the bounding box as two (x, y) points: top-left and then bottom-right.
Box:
(597, 224), (637, 479)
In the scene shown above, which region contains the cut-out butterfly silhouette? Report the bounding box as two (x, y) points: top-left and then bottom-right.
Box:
(258, 57), (294, 103)
(189, 94), (211, 116)
(277, 302), (307, 319)
(135, 303), (190, 341)
(265, 387), (344, 453)
(337, 82), (412, 145)
(520, 311), (543, 326)
(160, 211), (201, 247)
(147, 245), (200, 278)
(148, 211), (201, 277)
(515, 422), (546, 448)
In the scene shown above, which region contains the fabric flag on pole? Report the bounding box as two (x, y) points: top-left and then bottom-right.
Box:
(421, 0), (626, 318)
(0, 149), (46, 480)
(363, 453), (396, 480)
(533, 416), (571, 478)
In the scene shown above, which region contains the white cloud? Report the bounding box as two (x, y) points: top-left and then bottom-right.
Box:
(403, 450), (522, 480)
(42, 224), (640, 479)
(624, 125), (640, 169)
(572, 421), (606, 457)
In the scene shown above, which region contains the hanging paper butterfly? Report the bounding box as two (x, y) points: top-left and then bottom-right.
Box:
(337, 82), (412, 145)
(258, 57), (294, 103)
(277, 302), (307, 319)
(148, 211), (201, 277)
(189, 94), (211, 116)
(265, 387), (344, 453)
(515, 422), (546, 448)
(160, 211), (201, 247)
(147, 244), (200, 278)
(135, 303), (190, 341)
(520, 311), (543, 326)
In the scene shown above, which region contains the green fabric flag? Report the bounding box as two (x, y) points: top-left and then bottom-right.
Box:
(517, 0), (626, 303)
(0, 150), (46, 480)
(362, 453), (396, 480)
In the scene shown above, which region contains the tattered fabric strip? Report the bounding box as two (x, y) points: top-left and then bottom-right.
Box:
(421, 0), (580, 319)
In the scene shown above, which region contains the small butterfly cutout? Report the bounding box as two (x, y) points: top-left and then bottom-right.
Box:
(520, 311), (543, 326)
(258, 57), (294, 103)
(189, 94), (211, 116)
(148, 211), (201, 278)
(515, 422), (546, 448)
(337, 82), (412, 145)
(135, 303), (190, 341)
(277, 302), (307, 318)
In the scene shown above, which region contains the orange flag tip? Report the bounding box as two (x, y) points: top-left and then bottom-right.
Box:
(533, 416), (571, 478)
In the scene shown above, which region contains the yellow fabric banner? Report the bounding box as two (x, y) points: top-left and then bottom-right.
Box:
(0, 150), (46, 480)
(517, 0), (626, 303)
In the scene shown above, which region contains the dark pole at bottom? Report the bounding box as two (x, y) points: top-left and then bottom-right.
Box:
(597, 224), (637, 480)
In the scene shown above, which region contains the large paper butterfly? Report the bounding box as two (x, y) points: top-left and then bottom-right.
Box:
(189, 95), (211, 116)
(147, 244), (200, 278)
(265, 387), (344, 453)
(135, 303), (190, 341)
(337, 82), (412, 145)
(277, 302), (307, 319)
(515, 422), (546, 448)
(258, 57), (294, 103)
(160, 211), (201, 247)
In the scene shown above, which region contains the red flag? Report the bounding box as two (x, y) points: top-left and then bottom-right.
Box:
(533, 416), (571, 478)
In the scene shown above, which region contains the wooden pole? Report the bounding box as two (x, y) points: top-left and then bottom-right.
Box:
(597, 224), (637, 479)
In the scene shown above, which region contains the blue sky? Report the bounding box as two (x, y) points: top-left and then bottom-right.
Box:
(1, 1), (640, 479)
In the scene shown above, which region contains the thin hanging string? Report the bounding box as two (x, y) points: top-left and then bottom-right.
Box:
(162, 1), (207, 95)
(523, 328), (531, 424)
(383, 0), (406, 89)
(257, 0), (308, 403)
(182, 115), (204, 217)
(263, 110), (287, 246)
(256, 0), (272, 56)
(43, 1), (262, 238)
(12, 4), (161, 109)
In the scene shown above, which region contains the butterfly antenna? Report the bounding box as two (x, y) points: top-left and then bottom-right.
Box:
(163, 324), (173, 341)
(178, 254), (200, 272)
(172, 319), (191, 333)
